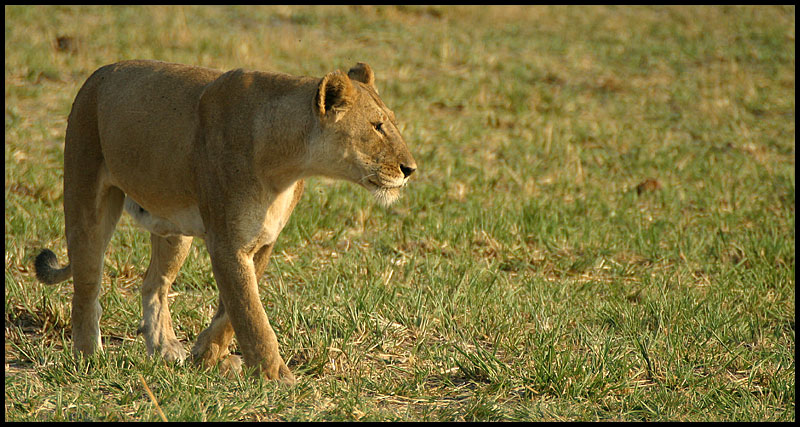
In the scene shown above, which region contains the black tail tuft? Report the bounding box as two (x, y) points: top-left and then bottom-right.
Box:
(34, 248), (72, 284)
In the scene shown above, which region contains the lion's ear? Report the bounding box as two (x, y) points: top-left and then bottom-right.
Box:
(347, 62), (377, 93)
(315, 70), (356, 122)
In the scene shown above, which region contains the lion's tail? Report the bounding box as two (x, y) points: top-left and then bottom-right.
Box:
(34, 249), (73, 285)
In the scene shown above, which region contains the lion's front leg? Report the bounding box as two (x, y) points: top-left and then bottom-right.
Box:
(191, 244), (276, 377)
(190, 293), (240, 375)
(203, 245), (295, 384)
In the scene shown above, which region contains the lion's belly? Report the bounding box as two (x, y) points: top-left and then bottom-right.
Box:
(123, 181), (301, 242)
(124, 196), (205, 237)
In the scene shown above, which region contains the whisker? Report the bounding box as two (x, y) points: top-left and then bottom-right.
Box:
(359, 173), (379, 184)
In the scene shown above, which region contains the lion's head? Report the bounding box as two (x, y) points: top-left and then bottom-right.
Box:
(309, 62), (416, 206)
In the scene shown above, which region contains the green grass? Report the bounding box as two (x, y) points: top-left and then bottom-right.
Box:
(5, 5), (795, 421)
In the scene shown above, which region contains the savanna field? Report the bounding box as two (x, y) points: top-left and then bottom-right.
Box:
(4, 5), (795, 421)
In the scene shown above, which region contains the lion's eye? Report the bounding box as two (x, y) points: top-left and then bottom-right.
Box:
(373, 122), (384, 134)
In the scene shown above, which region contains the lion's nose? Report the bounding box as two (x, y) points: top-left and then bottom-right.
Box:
(400, 163), (416, 178)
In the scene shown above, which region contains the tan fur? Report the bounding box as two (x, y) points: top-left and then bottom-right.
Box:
(33, 60), (416, 383)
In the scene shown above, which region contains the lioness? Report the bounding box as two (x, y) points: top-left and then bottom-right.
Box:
(34, 60), (416, 383)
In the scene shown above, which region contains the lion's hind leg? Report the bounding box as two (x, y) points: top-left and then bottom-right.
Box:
(137, 234), (192, 362)
(64, 185), (125, 356)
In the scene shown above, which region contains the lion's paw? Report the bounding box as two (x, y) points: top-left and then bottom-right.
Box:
(159, 339), (188, 363)
(218, 354), (243, 377)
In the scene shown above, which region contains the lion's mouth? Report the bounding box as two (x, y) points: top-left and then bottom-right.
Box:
(367, 178), (406, 190)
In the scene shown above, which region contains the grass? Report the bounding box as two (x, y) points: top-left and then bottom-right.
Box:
(4, 5), (795, 421)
